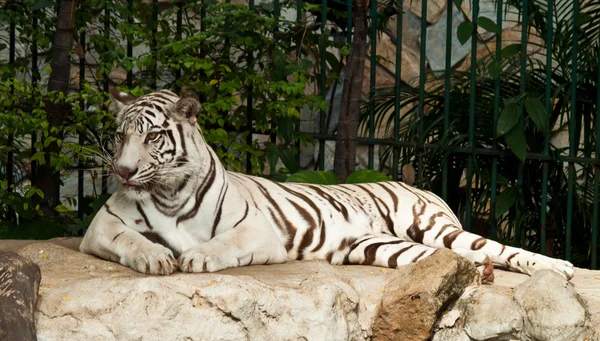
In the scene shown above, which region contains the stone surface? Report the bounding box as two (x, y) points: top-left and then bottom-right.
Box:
(514, 270), (591, 341)
(3, 239), (600, 341)
(372, 32), (422, 87)
(372, 249), (479, 341)
(0, 251), (42, 341)
(425, 4), (472, 76)
(462, 286), (523, 340)
(4, 239), (477, 341)
(432, 270), (598, 341)
(461, 0), (519, 40)
(457, 25), (545, 72)
(407, 0), (448, 24)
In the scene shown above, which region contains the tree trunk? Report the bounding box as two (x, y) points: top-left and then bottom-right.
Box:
(333, 0), (368, 182)
(33, 0), (76, 214)
(0, 251), (42, 341)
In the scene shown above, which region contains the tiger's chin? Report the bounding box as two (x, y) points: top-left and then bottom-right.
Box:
(117, 182), (153, 201)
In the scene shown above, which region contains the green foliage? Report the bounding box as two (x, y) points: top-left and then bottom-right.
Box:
(362, 0), (600, 267)
(0, 0), (332, 238)
(286, 171), (340, 185)
(286, 169), (392, 185)
(345, 169), (392, 184)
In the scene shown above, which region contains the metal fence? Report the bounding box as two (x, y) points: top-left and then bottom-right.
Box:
(1, 0), (599, 268)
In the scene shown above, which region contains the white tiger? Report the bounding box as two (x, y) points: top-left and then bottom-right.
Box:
(80, 89), (575, 284)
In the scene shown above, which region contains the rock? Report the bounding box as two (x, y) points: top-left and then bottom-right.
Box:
(361, 57), (397, 97)
(514, 270), (591, 341)
(12, 240), (477, 341)
(463, 286), (523, 339)
(407, 0), (448, 24)
(0, 251), (42, 341)
(371, 249), (479, 341)
(372, 32), (422, 87)
(433, 270), (597, 341)
(461, 0), (519, 40)
(425, 4), (472, 76)
(457, 25), (545, 72)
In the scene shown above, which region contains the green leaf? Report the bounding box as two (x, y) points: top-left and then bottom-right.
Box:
(326, 51), (341, 74)
(477, 16), (500, 34)
(286, 171), (340, 185)
(54, 205), (71, 213)
(278, 117), (295, 144)
(457, 21), (474, 45)
(31, 0), (54, 10)
(345, 169), (392, 184)
(497, 102), (521, 137)
(277, 147), (299, 173)
(453, 0), (463, 9)
(495, 186), (519, 218)
(524, 97), (548, 135)
(501, 44), (521, 59)
(264, 143), (279, 171)
(487, 60), (501, 79)
(505, 124), (527, 162)
(576, 13), (592, 28)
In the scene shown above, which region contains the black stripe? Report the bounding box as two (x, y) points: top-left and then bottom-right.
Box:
(306, 185), (349, 221)
(363, 240), (405, 265)
(347, 235), (377, 255)
(388, 245), (415, 268)
(176, 156), (217, 224)
(356, 184), (394, 233)
(249, 178), (297, 251)
(176, 124), (187, 157)
(210, 178), (228, 238)
(111, 231), (125, 244)
(105, 204), (126, 225)
(233, 202), (250, 228)
(136, 202), (154, 230)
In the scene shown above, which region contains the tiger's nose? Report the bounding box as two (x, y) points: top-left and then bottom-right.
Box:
(114, 166), (138, 180)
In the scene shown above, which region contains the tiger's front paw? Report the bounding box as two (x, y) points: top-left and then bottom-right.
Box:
(122, 244), (177, 275)
(178, 246), (233, 273)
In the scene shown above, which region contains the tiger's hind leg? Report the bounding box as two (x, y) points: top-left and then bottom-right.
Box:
(346, 234), (494, 283)
(400, 198), (574, 279)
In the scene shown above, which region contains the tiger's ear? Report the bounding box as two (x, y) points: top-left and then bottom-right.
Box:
(173, 97), (201, 124)
(109, 88), (137, 113)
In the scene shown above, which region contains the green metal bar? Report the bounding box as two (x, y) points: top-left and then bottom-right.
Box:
(300, 133), (600, 164)
(151, 0), (158, 89)
(368, 0), (377, 169)
(127, 0), (133, 88)
(6, 8), (15, 221)
(246, 0), (255, 173)
(295, 0), (303, 167)
(592, 34), (600, 269)
(102, 1), (110, 195)
(271, 0), (280, 145)
(346, 0), (352, 43)
(417, 0), (427, 188)
(318, 0), (327, 170)
(31, 9), (39, 184)
(274, 0), (280, 19)
(78, 12), (86, 220)
(441, 0), (453, 201)
(541, 0), (554, 256)
(466, 0), (479, 232)
(175, 1), (183, 81)
(566, 0), (579, 261)
(517, 0), (529, 247)
(392, 0), (403, 181)
(490, 0), (503, 240)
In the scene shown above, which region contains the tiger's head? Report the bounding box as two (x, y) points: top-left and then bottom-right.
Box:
(109, 89), (203, 195)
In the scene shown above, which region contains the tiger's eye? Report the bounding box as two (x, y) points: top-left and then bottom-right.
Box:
(145, 132), (160, 143)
